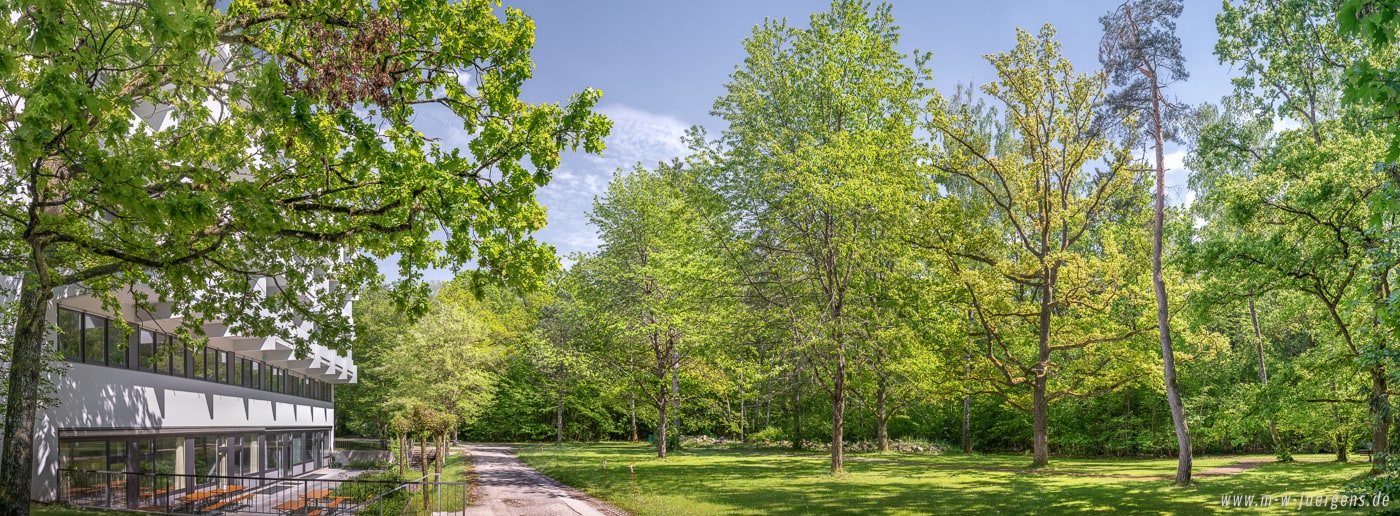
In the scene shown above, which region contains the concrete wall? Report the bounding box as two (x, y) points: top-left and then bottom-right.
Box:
(31, 362), (334, 501)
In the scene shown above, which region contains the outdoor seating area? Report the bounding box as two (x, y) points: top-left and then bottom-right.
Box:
(55, 470), (408, 515)
(270, 488), (352, 516)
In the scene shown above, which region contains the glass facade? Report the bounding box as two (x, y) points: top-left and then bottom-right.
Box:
(58, 431), (330, 480)
(57, 307), (333, 402)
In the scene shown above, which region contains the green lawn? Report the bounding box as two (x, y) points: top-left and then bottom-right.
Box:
(516, 442), (1378, 515)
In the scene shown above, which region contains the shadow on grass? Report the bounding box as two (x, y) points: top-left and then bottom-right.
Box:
(516, 442), (1375, 515)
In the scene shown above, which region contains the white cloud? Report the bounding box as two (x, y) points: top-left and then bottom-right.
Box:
(1161, 149), (1193, 208)
(1272, 117), (1301, 134)
(534, 104), (692, 259)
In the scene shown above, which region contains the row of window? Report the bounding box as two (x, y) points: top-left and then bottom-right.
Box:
(58, 431), (326, 481)
(58, 308), (333, 402)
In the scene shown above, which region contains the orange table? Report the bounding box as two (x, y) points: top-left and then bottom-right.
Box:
(177, 490), (222, 503)
(274, 500), (307, 512)
(305, 489), (331, 499)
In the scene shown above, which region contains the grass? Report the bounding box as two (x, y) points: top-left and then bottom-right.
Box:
(516, 442), (1377, 515)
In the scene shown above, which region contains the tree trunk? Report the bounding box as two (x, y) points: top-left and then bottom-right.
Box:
(434, 434), (443, 478)
(739, 368), (746, 441)
(1150, 76), (1192, 485)
(398, 434), (406, 475)
(420, 435), (429, 510)
(671, 354), (681, 444)
(1371, 366), (1391, 474)
(962, 396), (972, 454)
(630, 392), (638, 442)
(1331, 380), (1346, 462)
(875, 378), (889, 453)
(962, 345), (972, 453)
(792, 369), (803, 451)
(1249, 297), (1285, 458)
(656, 384), (669, 459)
(831, 345), (846, 474)
(555, 385), (565, 447)
(764, 372), (773, 429)
(0, 270), (55, 516)
(1371, 271), (1393, 474)
(1031, 372), (1049, 468)
(1031, 268), (1054, 469)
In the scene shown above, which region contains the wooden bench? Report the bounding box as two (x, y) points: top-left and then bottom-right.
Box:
(203, 493), (254, 513)
(1358, 447), (1375, 461)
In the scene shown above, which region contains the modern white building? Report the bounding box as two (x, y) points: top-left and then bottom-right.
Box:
(4, 276), (357, 503)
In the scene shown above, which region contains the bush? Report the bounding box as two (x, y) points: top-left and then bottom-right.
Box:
(1345, 453), (1400, 515)
(748, 426), (785, 445)
(345, 460), (389, 470)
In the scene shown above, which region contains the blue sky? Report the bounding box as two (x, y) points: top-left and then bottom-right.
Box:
(384, 0), (1237, 282)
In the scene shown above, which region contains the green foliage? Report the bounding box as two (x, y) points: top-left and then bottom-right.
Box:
(343, 459), (390, 470)
(1346, 453), (1400, 514)
(333, 470), (412, 516)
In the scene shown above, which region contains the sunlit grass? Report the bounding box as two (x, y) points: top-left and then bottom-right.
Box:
(517, 442), (1375, 515)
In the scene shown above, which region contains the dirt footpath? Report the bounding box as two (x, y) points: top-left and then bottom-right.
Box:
(460, 444), (626, 516)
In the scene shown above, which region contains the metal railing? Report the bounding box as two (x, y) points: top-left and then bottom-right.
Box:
(57, 469), (468, 515)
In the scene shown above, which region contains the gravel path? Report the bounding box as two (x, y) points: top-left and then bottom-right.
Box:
(1196, 459), (1274, 477)
(461, 444), (626, 516)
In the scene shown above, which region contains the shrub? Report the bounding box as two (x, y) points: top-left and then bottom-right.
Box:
(345, 460), (389, 470)
(1344, 453), (1400, 515)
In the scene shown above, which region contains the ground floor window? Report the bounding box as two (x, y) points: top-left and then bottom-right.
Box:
(57, 429), (329, 482)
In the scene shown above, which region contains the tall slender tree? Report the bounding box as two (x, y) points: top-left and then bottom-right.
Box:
(1099, 0), (1194, 485)
(706, 0), (931, 474)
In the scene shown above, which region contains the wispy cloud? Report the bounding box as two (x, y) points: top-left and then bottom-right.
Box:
(535, 105), (692, 261)
(1160, 148), (1197, 208)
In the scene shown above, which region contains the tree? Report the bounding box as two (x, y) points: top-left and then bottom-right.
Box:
(581, 162), (721, 459)
(530, 272), (600, 447)
(1211, 0), (1394, 473)
(706, 0), (931, 474)
(1338, 0), (1400, 364)
(380, 279), (514, 439)
(1099, 0), (1194, 485)
(0, 0), (609, 510)
(922, 25), (1156, 469)
(337, 288), (411, 444)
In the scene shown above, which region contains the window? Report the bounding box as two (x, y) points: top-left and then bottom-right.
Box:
(58, 310), (81, 362)
(171, 339), (186, 377)
(137, 330), (155, 372)
(193, 436), (218, 483)
(82, 315), (105, 364)
(107, 322), (126, 368)
(153, 334), (169, 374)
(191, 346), (205, 380)
(216, 351), (228, 383)
(51, 311), (333, 402)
